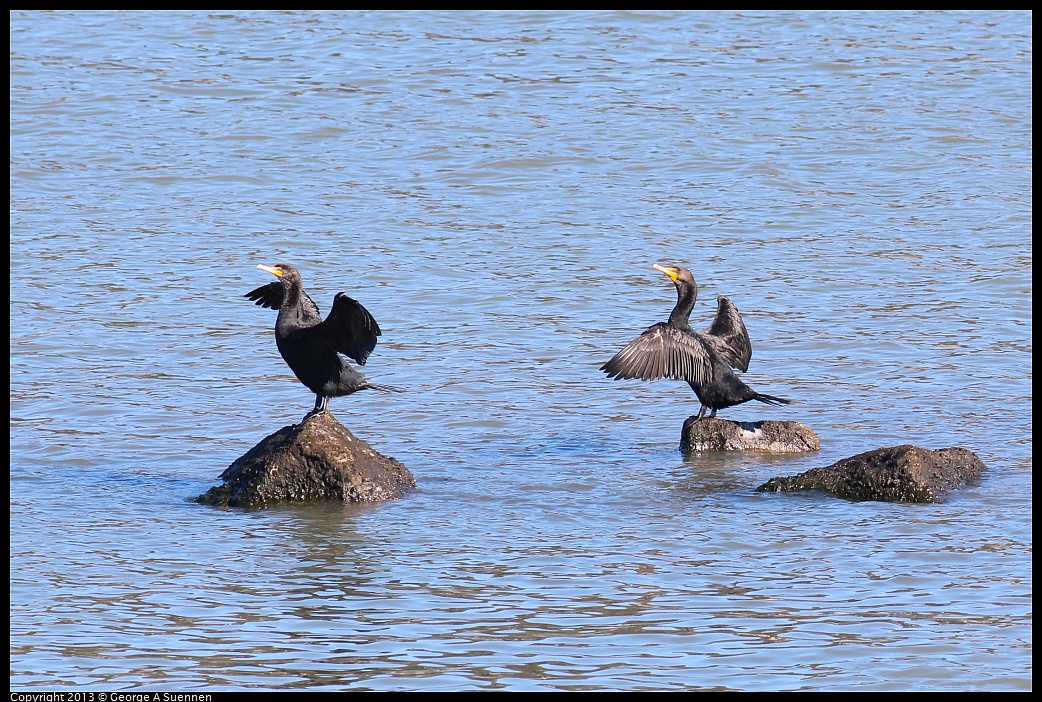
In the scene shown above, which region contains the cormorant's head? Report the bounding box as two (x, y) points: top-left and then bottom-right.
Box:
(257, 263), (300, 285)
(653, 263), (695, 287)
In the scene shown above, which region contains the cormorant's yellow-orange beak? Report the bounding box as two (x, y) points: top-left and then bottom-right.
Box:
(258, 264), (283, 278)
(653, 264), (679, 282)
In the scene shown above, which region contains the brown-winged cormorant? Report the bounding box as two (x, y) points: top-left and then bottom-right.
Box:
(246, 263), (390, 414)
(600, 264), (790, 420)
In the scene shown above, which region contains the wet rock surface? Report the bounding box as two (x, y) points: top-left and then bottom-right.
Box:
(681, 417), (820, 453)
(756, 444), (984, 503)
(197, 412), (414, 508)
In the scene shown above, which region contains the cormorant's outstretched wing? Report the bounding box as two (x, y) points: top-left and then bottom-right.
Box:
(244, 282), (321, 322)
(311, 293), (381, 366)
(600, 322), (711, 388)
(702, 296), (751, 372)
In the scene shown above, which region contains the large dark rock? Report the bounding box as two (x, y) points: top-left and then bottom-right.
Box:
(197, 412), (414, 508)
(756, 444), (984, 503)
(681, 417), (820, 453)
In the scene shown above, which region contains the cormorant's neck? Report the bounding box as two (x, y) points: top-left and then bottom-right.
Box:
(281, 279), (301, 310)
(668, 280), (697, 328)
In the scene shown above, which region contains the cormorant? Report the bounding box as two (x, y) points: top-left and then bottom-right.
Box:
(600, 264), (790, 420)
(246, 263), (391, 414)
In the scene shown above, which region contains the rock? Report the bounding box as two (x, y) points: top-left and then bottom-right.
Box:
(197, 412), (414, 508)
(756, 444), (984, 503)
(681, 417), (820, 453)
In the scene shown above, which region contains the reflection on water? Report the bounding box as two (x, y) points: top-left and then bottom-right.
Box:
(10, 10), (1031, 691)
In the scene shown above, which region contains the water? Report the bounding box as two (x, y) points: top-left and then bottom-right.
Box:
(10, 10), (1031, 691)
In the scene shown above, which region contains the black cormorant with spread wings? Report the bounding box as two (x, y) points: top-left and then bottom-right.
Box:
(600, 264), (790, 420)
(246, 263), (392, 414)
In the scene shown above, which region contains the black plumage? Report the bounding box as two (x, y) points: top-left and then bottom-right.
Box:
(246, 263), (390, 414)
(601, 264), (790, 420)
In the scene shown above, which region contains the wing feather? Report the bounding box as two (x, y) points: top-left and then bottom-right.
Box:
(601, 323), (712, 388)
(702, 296), (752, 372)
(244, 281), (322, 324)
(307, 293), (381, 366)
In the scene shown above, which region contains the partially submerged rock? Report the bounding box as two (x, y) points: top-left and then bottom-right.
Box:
(756, 444), (984, 503)
(197, 412), (414, 508)
(681, 417), (820, 453)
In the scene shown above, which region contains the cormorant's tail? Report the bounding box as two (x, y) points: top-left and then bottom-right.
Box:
(754, 393), (791, 406)
(364, 382), (405, 393)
